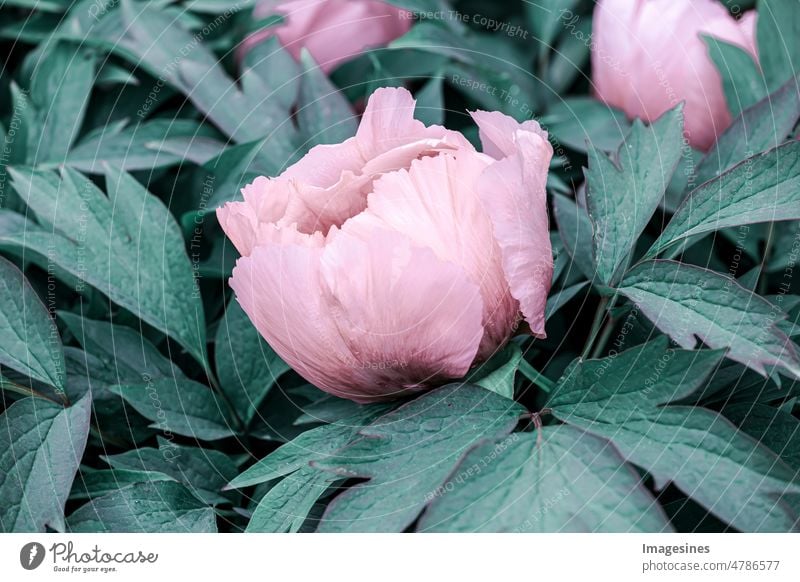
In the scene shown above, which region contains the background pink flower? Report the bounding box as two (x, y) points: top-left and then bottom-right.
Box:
(592, 0), (757, 150)
(239, 0), (412, 73)
(217, 88), (554, 402)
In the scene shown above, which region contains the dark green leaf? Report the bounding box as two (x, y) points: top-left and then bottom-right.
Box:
(65, 120), (220, 172)
(6, 167), (207, 366)
(70, 468), (174, 501)
(546, 281), (589, 320)
(695, 78), (800, 187)
(541, 97), (631, 152)
(552, 193), (596, 281)
(30, 42), (94, 163)
(246, 467), (335, 533)
(650, 142), (800, 257)
(297, 51), (357, 147)
(756, 0), (800, 92)
(109, 378), (235, 441)
(414, 76), (444, 126)
(228, 422), (361, 489)
(548, 339), (800, 532)
(0, 394), (92, 532)
(471, 344), (522, 400)
(67, 481), (217, 532)
(724, 403), (800, 472)
(419, 427), (672, 532)
(585, 105), (684, 285)
(103, 439), (238, 505)
(704, 36), (766, 117)
(315, 384), (525, 532)
(619, 260), (800, 379)
(215, 300), (290, 426)
(0, 256), (66, 392)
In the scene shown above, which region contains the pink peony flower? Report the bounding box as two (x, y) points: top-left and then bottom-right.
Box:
(239, 0), (412, 73)
(592, 0), (757, 150)
(217, 88), (554, 402)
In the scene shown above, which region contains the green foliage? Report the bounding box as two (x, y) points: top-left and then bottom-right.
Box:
(0, 0), (798, 534)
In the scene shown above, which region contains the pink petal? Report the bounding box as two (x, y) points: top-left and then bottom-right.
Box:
(216, 176), (291, 256)
(320, 226), (485, 398)
(355, 87), (472, 157)
(476, 131), (554, 337)
(344, 151), (518, 358)
(470, 110), (549, 160)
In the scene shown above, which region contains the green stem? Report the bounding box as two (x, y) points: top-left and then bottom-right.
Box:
(581, 293), (620, 359)
(590, 316), (617, 360)
(758, 222), (776, 296)
(518, 359), (556, 393)
(207, 371), (245, 433)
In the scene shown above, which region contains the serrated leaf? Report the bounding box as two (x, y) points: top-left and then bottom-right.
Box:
(29, 42), (94, 163)
(619, 260), (800, 379)
(419, 426), (672, 532)
(67, 481), (217, 532)
(246, 467), (335, 533)
(0, 394), (91, 532)
(314, 384), (525, 532)
(651, 131), (800, 258)
(0, 257), (66, 392)
(704, 36), (766, 118)
(757, 0), (800, 92)
(724, 403), (800, 472)
(548, 339), (800, 532)
(103, 439), (238, 505)
(694, 77), (800, 187)
(585, 105), (684, 285)
(215, 300), (290, 426)
(6, 167), (207, 366)
(297, 51), (357, 147)
(109, 378), (235, 441)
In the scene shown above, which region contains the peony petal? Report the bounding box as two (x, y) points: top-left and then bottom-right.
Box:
(216, 176), (292, 256)
(470, 110), (549, 160)
(320, 226), (485, 399)
(476, 131), (553, 338)
(345, 151), (518, 358)
(356, 87), (472, 157)
(229, 232), (364, 401)
(273, 88), (470, 234)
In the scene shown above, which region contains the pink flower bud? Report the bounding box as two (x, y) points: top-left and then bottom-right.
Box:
(240, 0), (412, 73)
(592, 0), (757, 150)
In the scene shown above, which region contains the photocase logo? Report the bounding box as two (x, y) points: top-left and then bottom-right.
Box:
(20, 542), (46, 570)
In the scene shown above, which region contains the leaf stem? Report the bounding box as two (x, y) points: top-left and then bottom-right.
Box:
(207, 372), (245, 433)
(581, 293), (620, 359)
(758, 222), (776, 296)
(518, 359), (556, 393)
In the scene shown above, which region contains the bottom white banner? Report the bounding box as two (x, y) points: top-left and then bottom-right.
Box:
(1, 534), (797, 581)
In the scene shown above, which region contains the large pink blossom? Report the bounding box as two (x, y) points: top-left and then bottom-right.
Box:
(239, 0), (411, 73)
(217, 88), (554, 402)
(592, 0), (757, 150)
